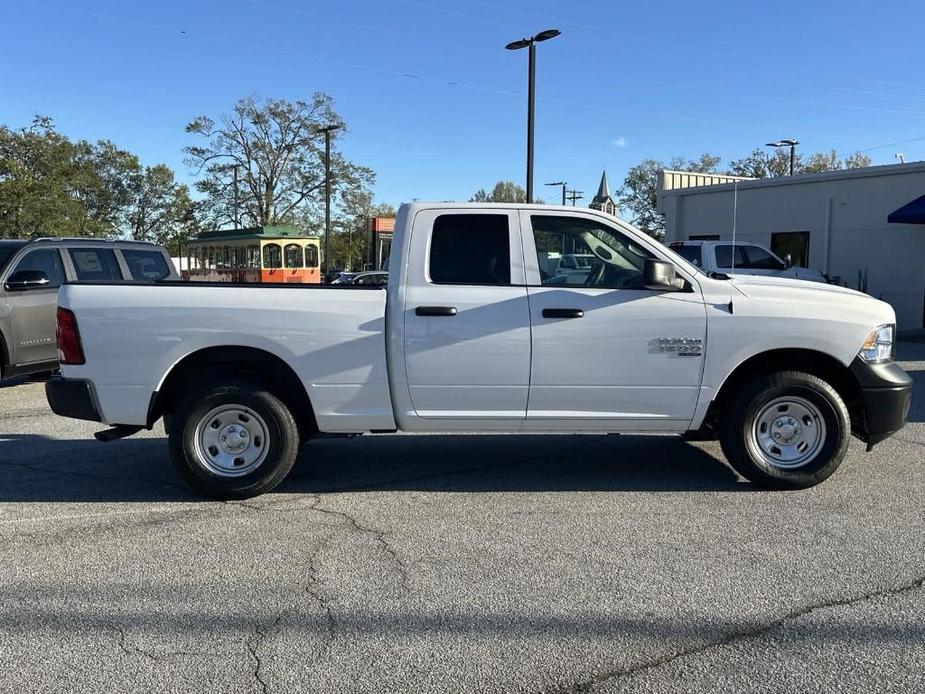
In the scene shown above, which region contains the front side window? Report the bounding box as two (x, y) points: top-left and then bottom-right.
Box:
(9, 248), (66, 287)
(263, 243), (282, 269)
(532, 216), (654, 289)
(743, 246), (785, 270)
(714, 244), (747, 269)
(284, 243), (304, 269)
(429, 214), (510, 285)
(68, 248), (123, 281)
(121, 249), (171, 280)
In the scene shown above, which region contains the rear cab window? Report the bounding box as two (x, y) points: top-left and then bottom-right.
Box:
(68, 248), (124, 281)
(121, 248), (172, 280)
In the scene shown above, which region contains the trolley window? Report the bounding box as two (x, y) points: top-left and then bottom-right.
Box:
(284, 243), (304, 268)
(263, 243), (282, 269)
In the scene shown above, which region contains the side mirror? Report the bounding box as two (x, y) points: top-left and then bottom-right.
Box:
(4, 270), (51, 291)
(644, 259), (685, 292)
(784, 254), (793, 269)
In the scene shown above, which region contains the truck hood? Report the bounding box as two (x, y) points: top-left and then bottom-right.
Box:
(728, 274), (895, 325)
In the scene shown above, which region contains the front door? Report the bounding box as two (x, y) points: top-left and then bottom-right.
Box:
(4, 247), (68, 367)
(403, 210), (531, 420)
(521, 212), (707, 430)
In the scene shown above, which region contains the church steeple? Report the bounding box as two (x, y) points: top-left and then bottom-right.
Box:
(589, 170), (618, 216)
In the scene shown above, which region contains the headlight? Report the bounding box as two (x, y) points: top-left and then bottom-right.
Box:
(858, 324), (895, 363)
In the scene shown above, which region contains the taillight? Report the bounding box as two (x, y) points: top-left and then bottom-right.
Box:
(56, 307), (85, 365)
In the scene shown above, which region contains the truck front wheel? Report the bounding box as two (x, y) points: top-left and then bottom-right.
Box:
(168, 383), (300, 499)
(719, 371), (850, 489)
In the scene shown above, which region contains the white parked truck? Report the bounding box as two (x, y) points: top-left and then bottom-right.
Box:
(669, 240), (827, 283)
(46, 203), (912, 498)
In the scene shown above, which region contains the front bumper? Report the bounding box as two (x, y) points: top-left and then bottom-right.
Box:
(45, 376), (102, 423)
(849, 358), (913, 449)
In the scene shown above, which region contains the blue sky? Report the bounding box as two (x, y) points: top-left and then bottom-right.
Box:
(3, 0), (925, 208)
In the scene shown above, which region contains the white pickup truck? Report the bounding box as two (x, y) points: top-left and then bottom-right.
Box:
(46, 203), (912, 498)
(669, 241), (827, 283)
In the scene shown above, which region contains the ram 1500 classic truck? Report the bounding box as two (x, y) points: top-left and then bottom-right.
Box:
(45, 203), (913, 498)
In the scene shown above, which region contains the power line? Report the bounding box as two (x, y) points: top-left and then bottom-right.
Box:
(565, 190), (583, 206)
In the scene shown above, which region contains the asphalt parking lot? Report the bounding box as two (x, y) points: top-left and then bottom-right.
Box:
(0, 346), (923, 693)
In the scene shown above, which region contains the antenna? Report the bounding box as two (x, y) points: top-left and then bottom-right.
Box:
(729, 180), (738, 314)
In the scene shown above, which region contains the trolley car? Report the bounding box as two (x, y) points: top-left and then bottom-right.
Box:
(182, 226), (321, 284)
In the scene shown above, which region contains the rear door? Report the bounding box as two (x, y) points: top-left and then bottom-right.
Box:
(521, 211), (707, 430)
(3, 247), (68, 366)
(402, 210), (531, 421)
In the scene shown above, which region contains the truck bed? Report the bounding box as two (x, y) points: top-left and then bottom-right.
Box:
(57, 281), (395, 432)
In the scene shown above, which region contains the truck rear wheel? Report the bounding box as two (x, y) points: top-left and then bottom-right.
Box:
(168, 383), (299, 499)
(719, 370), (850, 489)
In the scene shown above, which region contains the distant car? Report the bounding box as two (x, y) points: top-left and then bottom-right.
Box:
(344, 271), (388, 286)
(669, 241), (826, 282)
(330, 272), (357, 284)
(0, 238), (177, 382)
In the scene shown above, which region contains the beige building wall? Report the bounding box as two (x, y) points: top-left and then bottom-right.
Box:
(658, 163), (925, 330)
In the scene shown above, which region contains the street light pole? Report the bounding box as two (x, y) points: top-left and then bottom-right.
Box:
(506, 29), (561, 204)
(766, 139), (800, 176)
(317, 124), (342, 281)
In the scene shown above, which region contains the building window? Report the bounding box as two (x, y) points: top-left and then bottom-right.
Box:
(771, 231), (810, 268)
(688, 234), (720, 241)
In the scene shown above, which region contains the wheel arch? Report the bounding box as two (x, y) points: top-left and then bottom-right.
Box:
(150, 345), (317, 438)
(706, 348), (863, 433)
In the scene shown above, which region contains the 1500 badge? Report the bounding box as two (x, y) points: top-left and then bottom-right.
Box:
(656, 337), (703, 357)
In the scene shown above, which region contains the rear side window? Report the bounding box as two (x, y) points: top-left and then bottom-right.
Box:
(121, 249), (172, 280)
(674, 245), (702, 267)
(429, 214), (510, 285)
(68, 248), (123, 281)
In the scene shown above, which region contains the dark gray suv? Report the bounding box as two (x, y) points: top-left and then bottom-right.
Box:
(0, 238), (177, 382)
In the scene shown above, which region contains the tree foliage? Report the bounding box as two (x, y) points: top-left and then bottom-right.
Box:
(185, 95), (374, 229)
(0, 116), (193, 242)
(470, 180), (536, 203)
(618, 154), (721, 239)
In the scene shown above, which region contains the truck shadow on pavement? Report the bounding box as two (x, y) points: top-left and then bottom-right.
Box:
(0, 433), (748, 502)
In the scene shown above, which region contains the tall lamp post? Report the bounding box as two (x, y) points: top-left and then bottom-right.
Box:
(506, 29), (561, 203)
(318, 124), (342, 281)
(766, 138), (800, 176)
(545, 181), (567, 205)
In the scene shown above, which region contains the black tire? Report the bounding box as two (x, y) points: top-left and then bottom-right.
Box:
(719, 370), (850, 490)
(168, 382), (300, 499)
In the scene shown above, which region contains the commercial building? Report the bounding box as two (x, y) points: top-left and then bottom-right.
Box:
(657, 162), (925, 330)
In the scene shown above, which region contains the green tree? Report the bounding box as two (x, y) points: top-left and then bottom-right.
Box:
(125, 164), (196, 246)
(729, 148), (873, 178)
(185, 95), (374, 229)
(326, 190), (395, 271)
(617, 154), (721, 239)
(469, 180), (537, 203)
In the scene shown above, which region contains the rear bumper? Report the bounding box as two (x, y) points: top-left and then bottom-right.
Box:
(45, 376), (102, 422)
(849, 358), (913, 448)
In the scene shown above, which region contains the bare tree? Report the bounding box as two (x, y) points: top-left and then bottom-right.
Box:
(185, 95), (373, 228)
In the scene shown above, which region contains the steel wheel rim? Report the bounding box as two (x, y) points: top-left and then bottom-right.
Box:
(193, 405), (270, 478)
(752, 396), (826, 469)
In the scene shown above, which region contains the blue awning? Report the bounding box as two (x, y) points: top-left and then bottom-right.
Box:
(888, 193), (925, 224)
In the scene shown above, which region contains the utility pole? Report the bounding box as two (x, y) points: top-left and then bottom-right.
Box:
(545, 181), (567, 205)
(565, 189), (583, 206)
(317, 124), (342, 281)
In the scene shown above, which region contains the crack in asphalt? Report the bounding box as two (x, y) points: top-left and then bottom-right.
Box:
(544, 575), (925, 693)
(303, 533), (339, 657)
(115, 624), (217, 661)
(246, 613), (284, 694)
(304, 495), (410, 594)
